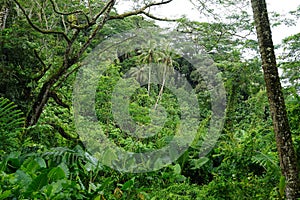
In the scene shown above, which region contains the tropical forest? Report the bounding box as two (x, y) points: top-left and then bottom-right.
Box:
(0, 0), (300, 199)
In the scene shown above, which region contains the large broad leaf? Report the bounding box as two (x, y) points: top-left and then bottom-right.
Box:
(15, 169), (32, 188)
(101, 148), (118, 166)
(47, 166), (66, 182)
(21, 157), (46, 175)
(27, 171), (49, 194)
(0, 152), (21, 171)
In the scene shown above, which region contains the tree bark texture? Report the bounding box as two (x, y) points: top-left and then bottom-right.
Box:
(250, 0), (299, 199)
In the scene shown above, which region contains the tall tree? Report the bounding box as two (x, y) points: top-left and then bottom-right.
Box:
(9, 0), (174, 127)
(154, 44), (177, 109)
(136, 40), (165, 95)
(250, 0), (299, 199)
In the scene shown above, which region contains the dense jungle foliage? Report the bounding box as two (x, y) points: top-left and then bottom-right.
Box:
(0, 0), (299, 199)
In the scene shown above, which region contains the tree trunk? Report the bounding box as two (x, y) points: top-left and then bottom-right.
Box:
(26, 82), (51, 127)
(25, 57), (76, 127)
(148, 65), (151, 95)
(250, 0), (300, 199)
(0, 3), (9, 30)
(154, 64), (167, 109)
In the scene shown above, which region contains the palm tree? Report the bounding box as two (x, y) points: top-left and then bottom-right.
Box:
(154, 44), (178, 109)
(137, 40), (164, 95)
(133, 39), (178, 109)
(127, 64), (149, 84)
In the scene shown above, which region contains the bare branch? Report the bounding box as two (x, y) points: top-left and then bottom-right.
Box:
(49, 91), (70, 109)
(48, 122), (79, 140)
(227, 32), (251, 39)
(49, 0), (91, 28)
(13, 0), (71, 43)
(61, 15), (68, 33)
(77, 0), (116, 58)
(143, 0), (174, 8)
(54, 64), (83, 90)
(66, 0), (116, 31)
(92, 0), (115, 22)
(53, 1), (116, 84)
(87, 0), (93, 18)
(109, 0), (174, 20)
(141, 11), (177, 22)
(33, 49), (52, 81)
(49, 0), (84, 16)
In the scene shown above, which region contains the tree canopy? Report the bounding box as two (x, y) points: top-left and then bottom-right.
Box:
(0, 0), (299, 199)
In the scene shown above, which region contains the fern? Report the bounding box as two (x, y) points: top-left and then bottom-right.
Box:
(252, 151), (280, 172)
(0, 97), (24, 131)
(41, 145), (97, 167)
(0, 97), (25, 154)
(41, 147), (84, 165)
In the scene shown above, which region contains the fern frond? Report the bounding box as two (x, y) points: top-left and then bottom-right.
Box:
(252, 151), (280, 172)
(0, 97), (24, 131)
(0, 97), (25, 153)
(41, 146), (86, 166)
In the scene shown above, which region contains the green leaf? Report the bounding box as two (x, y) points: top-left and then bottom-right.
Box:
(122, 178), (135, 190)
(0, 97), (24, 130)
(47, 166), (66, 182)
(27, 172), (48, 193)
(173, 164), (181, 175)
(93, 196), (102, 200)
(16, 169), (32, 187)
(153, 158), (163, 170)
(0, 190), (12, 200)
(101, 148), (117, 166)
(21, 158), (42, 175)
(0, 97), (24, 153)
(41, 179), (65, 198)
(58, 163), (69, 179)
(279, 175), (286, 198)
(35, 157), (47, 168)
(190, 157), (209, 170)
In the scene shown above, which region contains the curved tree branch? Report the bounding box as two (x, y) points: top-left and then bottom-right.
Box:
(49, 0), (85, 16)
(108, 0), (174, 20)
(49, 0), (91, 27)
(141, 11), (177, 22)
(49, 91), (70, 110)
(32, 50), (51, 82)
(13, 0), (71, 43)
(92, 0), (115, 22)
(77, 0), (116, 58)
(48, 122), (84, 148)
